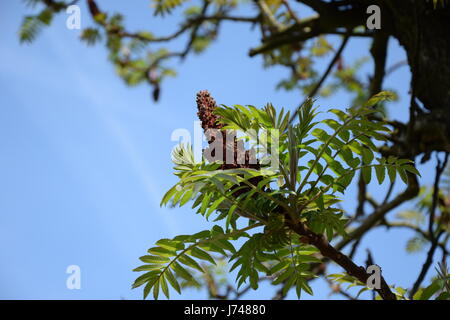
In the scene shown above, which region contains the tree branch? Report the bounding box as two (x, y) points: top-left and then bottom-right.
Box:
(249, 2), (368, 57)
(410, 152), (449, 297)
(256, 0), (284, 31)
(288, 34), (350, 125)
(336, 172), (420, 251)
(288, 220), (397, 300)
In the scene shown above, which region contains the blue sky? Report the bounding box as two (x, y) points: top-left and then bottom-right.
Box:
(0, 1), (443, 300)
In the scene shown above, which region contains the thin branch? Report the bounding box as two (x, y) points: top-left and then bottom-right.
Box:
(385, 60), (408, 76)
(118, 15), (257, 43)
(282, 0), (302, 24)
(356, 173), (367, 217)
(380, 221), (449, 256)
(86, 0), (257, 46)
(348, 237), (362, 260)
(180, 0), (210, 59)
(256, 0), (284, 31)
(366, 194), (379, 209)
(382, 181), (395, 205)
(325, 276), (358, 300)
(409, 230), (445, 298)
(336, 172), (419, 251)
(288, 34), (350, 125)
(249, 15), (321, 56)
(410, 152), (449, 297)
(429, 153), (449, 241)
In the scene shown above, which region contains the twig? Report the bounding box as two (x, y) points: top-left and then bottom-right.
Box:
(385, 60), (408, 76)
(356, 173), (367, 217)
(256, 0), (284, 31)
(410, 152), (449, 298)
(288, 34), (350, 125)
(429, 153), (449, 241)
(325, 276), (357, 300)
(382, 181), (395, 205)
(282, 0), (302, 24)
(336, 172), (419, 251)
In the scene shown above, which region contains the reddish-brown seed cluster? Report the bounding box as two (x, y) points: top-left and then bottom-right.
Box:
(196, 90), (223, 131)
(195, 90), (260, 172)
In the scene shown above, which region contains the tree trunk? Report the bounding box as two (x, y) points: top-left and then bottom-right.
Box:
(381, 0), (450, 158)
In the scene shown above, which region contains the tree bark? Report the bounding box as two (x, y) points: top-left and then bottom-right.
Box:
(379, 0), (450, 158)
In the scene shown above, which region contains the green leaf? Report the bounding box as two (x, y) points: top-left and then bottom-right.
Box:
(93, 12), (107, 24)
(387, 166), (396, 184)
(147, 247), (177, 257)
(179, 189), (193, 206)
(249, 269), (259, 290)
(199, 242), (226, 255)
(80, 28), (101, 46)
(362, 166), (372, 184)
(436, 292), (450, 300)
(133, 264), (163, 272)
(406, 236), (426, 253)
(37, 8), (53, 24)
(273, 267), (295, 285)
(191, 230), (211, 240)
(329, 109), (347, 121)
(362, 148), (374, 165)
(133, 271), (158, 289)
(397, 167), (408, 184)
(296, 255), (322, 264)
(139, 255), (170, 264)
(198, 193), (211, 214)
(403, 164), (421, 177)
(295, 278), (302, 299)
(375, 165), (385, 184)
(160, 274), (170, 299)
(269, 260), (290, 275)
(419, 281), (441, 300)
(179, 254), (204, 273)
(165, 268), (181, 294)
(225, 204), (238, 230)
(213, 239), (236, 253)
(206, 197), (225, 220)
(364, 91), (395, 107)
(282, 274), (296, 296)
(156, 239), (185, 251)
(171, 262), (195, 281)
(190, 247), (216, 265)
(19, 16), (42, 43)
(160, 185), (179, 207)
(317, 193), (326, 211)
(299, 278), (314, 295)
(143, 277), (158, 299)
(153, 279), (160, 300)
